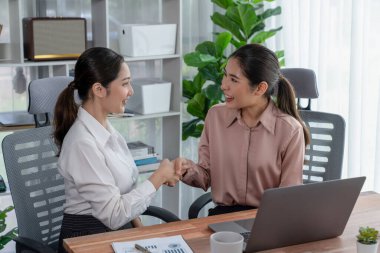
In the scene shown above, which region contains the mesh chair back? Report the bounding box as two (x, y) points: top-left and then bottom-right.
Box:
(28, 76), (74, 127)
(281, 68), (345, 183)
(281, 68), (319, 110)
(281, 68), (319, 99)
(301, 111), (345, 183)
(2, 126), (64, 250)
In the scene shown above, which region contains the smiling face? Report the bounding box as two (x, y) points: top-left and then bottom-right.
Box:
(221, 57), (259, 110)
(102, 62), (133, 114)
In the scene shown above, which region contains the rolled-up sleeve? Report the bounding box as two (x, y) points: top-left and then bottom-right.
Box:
(182, 118), (212, 191)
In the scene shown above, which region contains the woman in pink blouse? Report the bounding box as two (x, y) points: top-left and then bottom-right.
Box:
(176, 43), (310, 216)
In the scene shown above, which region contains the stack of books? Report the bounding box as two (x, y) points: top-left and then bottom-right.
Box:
(127, 141), (159, 166)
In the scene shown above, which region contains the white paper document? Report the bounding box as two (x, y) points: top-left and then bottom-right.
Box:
(112, 235), (194, 253)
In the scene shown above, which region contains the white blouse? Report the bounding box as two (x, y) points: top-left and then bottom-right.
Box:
(58, 107), (156, 230)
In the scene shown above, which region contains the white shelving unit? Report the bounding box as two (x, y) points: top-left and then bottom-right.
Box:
(0, 0), (183, 218)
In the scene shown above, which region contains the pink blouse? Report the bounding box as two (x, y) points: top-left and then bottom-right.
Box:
(182, 101), (305, 207)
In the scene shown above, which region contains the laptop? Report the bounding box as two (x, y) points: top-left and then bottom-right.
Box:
(208, 177), (366, 253)
(0, 111), (34, 127)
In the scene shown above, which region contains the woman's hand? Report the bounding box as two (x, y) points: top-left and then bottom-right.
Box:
(131, 217), (144, 228)
(148, 159), (179, 189)
(174, 157), (193, 179)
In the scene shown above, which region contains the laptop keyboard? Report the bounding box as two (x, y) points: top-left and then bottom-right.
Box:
(240, 231), (251, 242)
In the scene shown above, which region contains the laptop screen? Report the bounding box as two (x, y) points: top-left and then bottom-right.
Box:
(209, 177), (366, 253)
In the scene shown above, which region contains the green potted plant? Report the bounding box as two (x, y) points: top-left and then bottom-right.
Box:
(356, 226), (379, 253)
(182, 0), (283, 140)
(0, 206), (18, 250)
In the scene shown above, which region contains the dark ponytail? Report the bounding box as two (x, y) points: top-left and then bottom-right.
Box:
(53, 47), (125, 154)
(277, 76), (310, 145)
(53, 82), (79, 153)
(230, 43), (310, 146)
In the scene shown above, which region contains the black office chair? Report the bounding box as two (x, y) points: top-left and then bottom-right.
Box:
(187, 68), (346, 219)
(2, 126), (180, 253)
(28, 76), (74, 127)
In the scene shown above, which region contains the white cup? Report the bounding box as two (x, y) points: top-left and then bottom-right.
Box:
(210, 231), (244, 253)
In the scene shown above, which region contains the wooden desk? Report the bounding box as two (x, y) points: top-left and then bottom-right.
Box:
(0, 124), (34, 132)
(0, 111), (34, 132)
(64, 192), (380, 253)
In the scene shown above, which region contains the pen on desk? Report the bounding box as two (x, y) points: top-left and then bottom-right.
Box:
(134, 243), (152, 253)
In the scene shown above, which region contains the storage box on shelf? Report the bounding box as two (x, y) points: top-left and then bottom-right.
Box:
(119, 24), (177, 57)
(126, 78), (172, 115)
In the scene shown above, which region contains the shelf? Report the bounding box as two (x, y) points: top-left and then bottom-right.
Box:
(0, 60), (77, 67)
(108, 111), (180, 121)
(0, 55), (182, 67)
(124, 54), (181, 62)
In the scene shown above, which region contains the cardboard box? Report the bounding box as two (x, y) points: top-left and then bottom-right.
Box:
(126, 78), (171, 114)
(119, 24), (176, 57)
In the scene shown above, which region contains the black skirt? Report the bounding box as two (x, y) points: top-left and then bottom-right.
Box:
(58, 213), (133, 253)
(208, 205), (256, 216)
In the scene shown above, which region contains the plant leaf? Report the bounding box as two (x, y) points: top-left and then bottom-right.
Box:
(0, 206), (13, 221)
(194, 124), (204, 138)
(187, 93), (206, 120)
(183, 73), (206, 100)
(199, 65), (223, 84)
(204, 83), (224, 101)
(215, 32), (232, 57)
(195, 41), (217, 56)
(211, 0), (235, 9)
(275, 50), (284, 58)
(182, 119), (201, 140)
(230, 37), (247, 48)
(259, 6), (281, 20)
(193, 72), (206, 93)
(184, 52), (218, 68)
(226, 4), (258, 40)
(279, 57), (285, 67)
(183, 80), (195, 99)
(248, 21), (265, 38)
(211, 12), (245, 41)
(250, 26), (282, 44)
(0, 223), (5, 234)
(253, 3), (264, 10)
(0, 227), (18, 249)
(275, 49), (285, 66)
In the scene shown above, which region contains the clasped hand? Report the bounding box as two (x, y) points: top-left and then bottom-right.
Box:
(159, 158), (192, 187)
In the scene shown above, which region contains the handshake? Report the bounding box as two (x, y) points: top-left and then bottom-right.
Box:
(157, 157), (193, 187)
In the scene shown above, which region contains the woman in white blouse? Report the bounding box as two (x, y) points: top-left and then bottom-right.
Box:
(53, 47), (179, 253)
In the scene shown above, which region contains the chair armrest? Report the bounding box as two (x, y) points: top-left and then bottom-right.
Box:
(188, 192), (213, 219)
(14, 236), (55, 253)
(143, 206), (181, 223)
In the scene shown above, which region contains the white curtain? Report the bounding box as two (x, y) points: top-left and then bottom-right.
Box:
(180, 0), (380, 218)
(269, 0), (380, 192)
